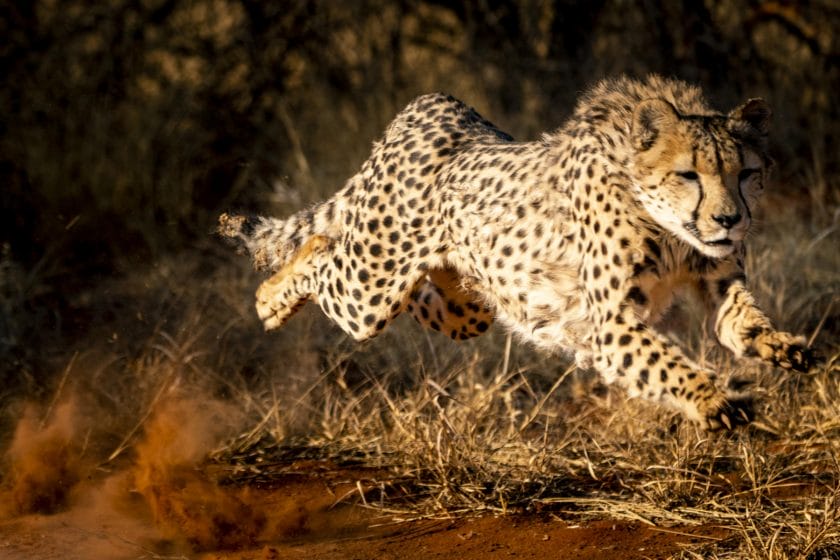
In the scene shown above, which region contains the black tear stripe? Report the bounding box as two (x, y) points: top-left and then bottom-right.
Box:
(691, 184), (704, 224)
(690, 150), (702, 223)
(708, 126), (724, 178)
(735, 144), (753, 221)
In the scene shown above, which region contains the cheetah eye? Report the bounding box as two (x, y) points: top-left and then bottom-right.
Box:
(676, 171), (698, 181)
(738, 168), (759, 183)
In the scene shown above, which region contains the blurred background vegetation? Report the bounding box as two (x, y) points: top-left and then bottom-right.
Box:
(1, 0), (838, 400)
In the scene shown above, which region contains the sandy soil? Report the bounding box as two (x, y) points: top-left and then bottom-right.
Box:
(0, 398), (732, 559)
(0, 462), (727, 560)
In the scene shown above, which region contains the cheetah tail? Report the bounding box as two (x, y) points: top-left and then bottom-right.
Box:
(218, 201), (338, 272)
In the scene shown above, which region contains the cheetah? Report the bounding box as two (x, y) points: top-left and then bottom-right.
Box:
(220, 75), (816, 430)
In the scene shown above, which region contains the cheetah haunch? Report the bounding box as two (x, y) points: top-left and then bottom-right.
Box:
(220, 75), (816, 430)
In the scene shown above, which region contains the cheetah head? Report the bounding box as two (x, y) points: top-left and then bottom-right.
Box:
(630, 97), (772, 258)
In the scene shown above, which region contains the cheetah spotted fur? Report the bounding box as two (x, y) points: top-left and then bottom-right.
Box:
(220, 75), (816, 430)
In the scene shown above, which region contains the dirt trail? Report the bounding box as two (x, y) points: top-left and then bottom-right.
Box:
(0, 395), (727, 559)
(207, 516), (728, 560)
(0, 486), (726, 560)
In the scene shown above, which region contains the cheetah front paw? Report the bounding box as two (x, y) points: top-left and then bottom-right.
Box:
(750, 331), (819, 373)
(701, 394), (754, 431)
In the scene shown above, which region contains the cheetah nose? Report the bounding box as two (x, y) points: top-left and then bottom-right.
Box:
(712, 212), (742, 229)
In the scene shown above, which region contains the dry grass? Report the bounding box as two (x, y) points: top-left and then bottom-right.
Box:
(0, 201), (834, 560)
(1, 181), (836, 559)
(2, 4), (839, 558)
(171, 190), (837, 558)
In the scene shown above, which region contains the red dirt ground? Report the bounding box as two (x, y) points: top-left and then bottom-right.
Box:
(0, 399), (730, 559)
(0, 463), (728, 560)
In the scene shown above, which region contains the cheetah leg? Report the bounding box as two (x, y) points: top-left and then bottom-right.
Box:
(255, 235), (333, 331)
(407, 268), (494, 340)
(594, 305), (752, 431)
(711, 278), (818, 373)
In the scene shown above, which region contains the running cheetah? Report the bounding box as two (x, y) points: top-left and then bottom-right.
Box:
(220, 75), (816, 430)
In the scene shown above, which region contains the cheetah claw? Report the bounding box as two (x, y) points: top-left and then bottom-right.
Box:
(785, 344), (821, 373)
(704, 395), (754, 431)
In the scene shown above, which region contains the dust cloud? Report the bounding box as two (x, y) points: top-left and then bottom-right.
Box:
(129, 397), (266, 550)
(0, 390), (373, 557)
(0, 399), (88, 517)
(0, 393), (267, 553)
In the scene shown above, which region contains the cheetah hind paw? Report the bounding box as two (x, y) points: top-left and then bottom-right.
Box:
(703, 395), (754, 431)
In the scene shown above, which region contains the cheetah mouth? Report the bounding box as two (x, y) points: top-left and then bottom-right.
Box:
(704, 238), (733, 247)
(684, 222), (735, 250)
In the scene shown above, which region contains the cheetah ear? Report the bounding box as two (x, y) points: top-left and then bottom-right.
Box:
(728, 98), (772, 136)
(631, 99), (679, 152)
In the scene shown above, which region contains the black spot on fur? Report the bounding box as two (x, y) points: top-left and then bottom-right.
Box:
(626, 287), (648, 305)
